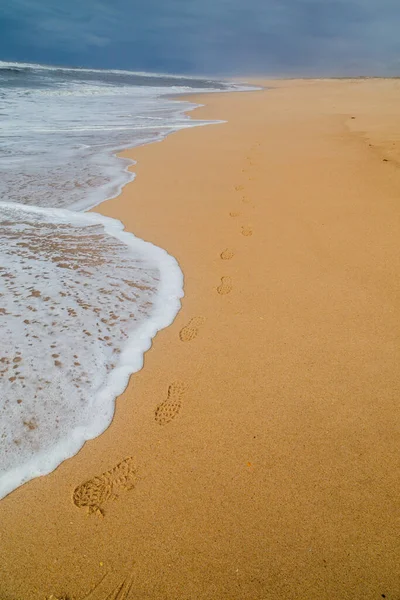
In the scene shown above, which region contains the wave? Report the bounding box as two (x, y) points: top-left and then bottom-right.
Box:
(0, 67), (25, 73)
(0, 60), (259, 92)
(0, 60), (222, 84)
(0, 202), (184, 499)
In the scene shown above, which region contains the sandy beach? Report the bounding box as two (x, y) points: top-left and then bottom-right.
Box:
(1, 78), (400, 599)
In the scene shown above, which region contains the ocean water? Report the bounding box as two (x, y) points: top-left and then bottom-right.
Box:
(0, 61), (249, 498)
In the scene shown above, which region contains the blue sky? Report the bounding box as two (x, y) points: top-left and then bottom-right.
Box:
(1, 0), (399, 75)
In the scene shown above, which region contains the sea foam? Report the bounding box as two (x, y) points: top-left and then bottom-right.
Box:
(0, 202), (183, 499)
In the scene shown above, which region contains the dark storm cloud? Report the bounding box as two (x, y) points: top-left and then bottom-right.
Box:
(0, 0), (399, 75)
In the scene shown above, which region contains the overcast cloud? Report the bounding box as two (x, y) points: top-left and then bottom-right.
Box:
(0, 0), (399, 75)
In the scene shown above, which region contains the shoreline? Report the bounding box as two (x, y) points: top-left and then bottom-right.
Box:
(1, 78), (400, 599)
(0, 84), (234, 501)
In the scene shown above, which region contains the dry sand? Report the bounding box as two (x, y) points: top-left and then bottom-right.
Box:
(1, 78), (400, 599)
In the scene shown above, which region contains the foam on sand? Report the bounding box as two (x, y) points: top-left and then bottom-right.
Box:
(0, 202), (183, 499)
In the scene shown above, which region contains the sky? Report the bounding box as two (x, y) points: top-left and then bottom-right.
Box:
(0, 0), (399, 76)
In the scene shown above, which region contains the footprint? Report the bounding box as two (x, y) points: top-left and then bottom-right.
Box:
(234, 185), (244, 192)
(220, 248), (234, 260)
(155, 381), (187, 425)
(229, 211), (240, 217)
(241, 226), (253, 237)
(241, 196), (251, 204)
(73, 457), (138, 516)
(217, 276), (233, 295)
(179, 316), (205, 342)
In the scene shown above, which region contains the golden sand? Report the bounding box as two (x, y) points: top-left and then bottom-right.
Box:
(1, 79), (400, 599)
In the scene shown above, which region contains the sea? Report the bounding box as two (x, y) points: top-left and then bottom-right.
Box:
(0, 61), (251, 499)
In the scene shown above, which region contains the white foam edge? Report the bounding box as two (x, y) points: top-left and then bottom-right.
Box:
(70, 111), (226, 213)
(0, 201), (184, 499)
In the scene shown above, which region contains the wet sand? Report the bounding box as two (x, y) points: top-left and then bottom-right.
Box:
(1, 78), (400, 599)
